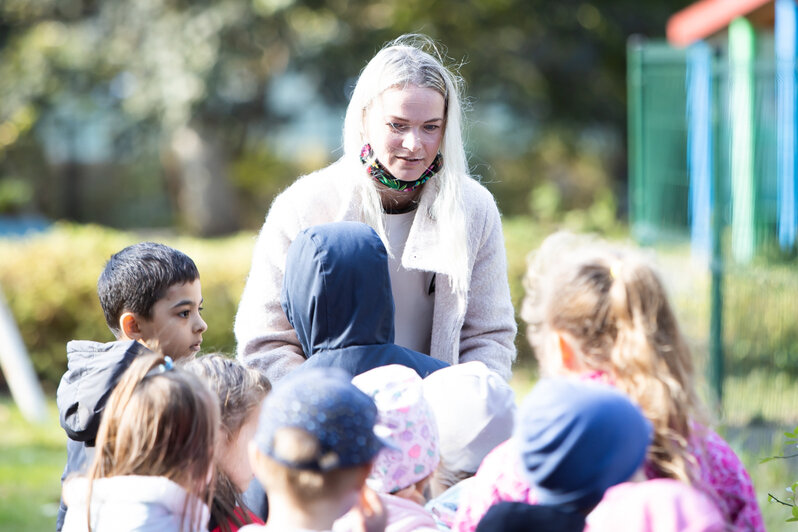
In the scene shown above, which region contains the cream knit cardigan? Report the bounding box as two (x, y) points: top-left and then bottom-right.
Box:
(234, 159), (516, 382)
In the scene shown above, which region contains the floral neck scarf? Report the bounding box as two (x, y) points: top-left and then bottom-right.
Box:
(359, 143), (443, 192)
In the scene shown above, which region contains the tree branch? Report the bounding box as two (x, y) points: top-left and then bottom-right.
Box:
(768, 493), (794, 507)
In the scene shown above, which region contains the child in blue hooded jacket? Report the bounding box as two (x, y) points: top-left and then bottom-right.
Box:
(280, 221), (448, 378)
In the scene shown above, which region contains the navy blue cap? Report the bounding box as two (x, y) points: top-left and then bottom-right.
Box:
(516, 378), (652, 511)
(254, 367), (388, 471)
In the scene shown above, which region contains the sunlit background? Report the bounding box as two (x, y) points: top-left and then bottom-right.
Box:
(3, 0), (798, 530)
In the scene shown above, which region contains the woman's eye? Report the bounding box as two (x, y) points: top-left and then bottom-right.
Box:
(198, 306), (204, 314)
(178, 310), (189, 318)
(388, 122), (407, 132)
(424, 124), (440, 132)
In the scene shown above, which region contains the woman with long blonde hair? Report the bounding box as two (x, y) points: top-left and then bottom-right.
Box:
(234, 34), (515, 383)
(62, 353), (220, 532)
(453, 232), (763, 532)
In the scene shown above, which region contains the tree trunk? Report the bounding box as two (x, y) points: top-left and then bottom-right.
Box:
(165, 126), (239, 236)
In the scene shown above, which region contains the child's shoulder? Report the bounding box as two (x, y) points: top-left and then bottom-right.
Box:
(61, 339), (150, 386)
(58, 340), (151, 441)
(65, 339), (149, 360)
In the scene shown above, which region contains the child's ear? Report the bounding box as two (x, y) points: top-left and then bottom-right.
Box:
(248, 441), (272, 489)
(553, 330), (580, 373)
(119, 312), (143, 341)
(248, 440), (263, 470)
(355, 461), (374, 486)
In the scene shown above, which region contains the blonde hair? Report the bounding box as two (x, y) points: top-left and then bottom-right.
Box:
(521, 232), (704, 484)
(182, 354), (271, 532)
(252, 426), (368, 503)
(85, 353), (220, 532)
(342, 34), (470, 296)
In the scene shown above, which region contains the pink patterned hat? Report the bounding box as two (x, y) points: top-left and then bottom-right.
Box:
(352, 364), (440, 494)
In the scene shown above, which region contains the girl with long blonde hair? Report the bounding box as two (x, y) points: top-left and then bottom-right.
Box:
(453, 232), (763, 532)
(62, 353), (220, 532)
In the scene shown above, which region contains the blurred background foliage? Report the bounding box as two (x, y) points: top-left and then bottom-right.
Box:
(0, 221), (538, 391)
(5, 5), (798, 526)
(0, 0), (691, 233)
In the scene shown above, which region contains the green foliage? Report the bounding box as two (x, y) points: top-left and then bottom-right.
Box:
(230, 145), (307, 229)
(479, 126), (623, 231)
(761, 426), (798, 523)
(0, 223), (253, 390)
(0, 177), (33, 213)
(0, 217), (545, 389)
(501, 216), (548, 366)
(0, 398), (64, 532)
(0, 0), (693, 230)
(722, 263), (798, 375)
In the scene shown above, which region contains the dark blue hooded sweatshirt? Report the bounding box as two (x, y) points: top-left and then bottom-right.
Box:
(281, 221), (448, 378)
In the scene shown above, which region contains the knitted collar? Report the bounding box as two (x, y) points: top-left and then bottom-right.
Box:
(360, 143), (443, 192)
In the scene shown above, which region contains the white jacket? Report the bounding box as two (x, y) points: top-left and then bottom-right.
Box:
(62, 475), (210, 532)
(234, 159), (516, 382)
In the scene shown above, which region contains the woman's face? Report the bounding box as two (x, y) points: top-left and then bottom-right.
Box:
(366, 85), (446, 182)
(219, 407), (260, 493)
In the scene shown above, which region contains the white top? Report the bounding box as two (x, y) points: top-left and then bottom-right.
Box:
(62, 475), (210, 532)
(385, 211), (434, 355)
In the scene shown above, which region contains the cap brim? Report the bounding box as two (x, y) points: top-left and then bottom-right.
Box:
(377, 434), (400, 452)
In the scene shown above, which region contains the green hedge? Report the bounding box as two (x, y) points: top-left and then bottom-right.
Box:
(5, 219), (798, 423)
(0, 219), (546, 390)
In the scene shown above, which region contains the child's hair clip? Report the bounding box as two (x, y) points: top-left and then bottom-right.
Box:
(146, 356), (175, 378)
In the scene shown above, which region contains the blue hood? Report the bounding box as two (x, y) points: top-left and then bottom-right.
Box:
(281, 222), (448, 378)
(282, 221), (395, 354)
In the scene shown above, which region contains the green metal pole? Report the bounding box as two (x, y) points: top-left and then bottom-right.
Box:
(627, 35), (646, 241)
(729, 17), (757, 263)
(709, 43), (724, 409)
(710, 206), (724, 408)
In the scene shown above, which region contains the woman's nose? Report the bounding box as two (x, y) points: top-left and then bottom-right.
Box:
(402, 130), (420, 151)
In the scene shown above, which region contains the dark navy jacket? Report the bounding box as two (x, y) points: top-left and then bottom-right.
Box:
(55, 339), (150, 530)
(475, 502), (586, 532)
(281, 221), (448, 378)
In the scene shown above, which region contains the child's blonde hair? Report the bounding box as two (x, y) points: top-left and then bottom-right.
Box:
(85, 353), (220, 531)
(182, 354), (271, 532)
(521, 232), (704, 484)
(251, 426), (369, 503)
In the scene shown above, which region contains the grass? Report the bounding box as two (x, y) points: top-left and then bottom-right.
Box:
(0, 397), (65, 532)
(652, 244), (798, 426)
